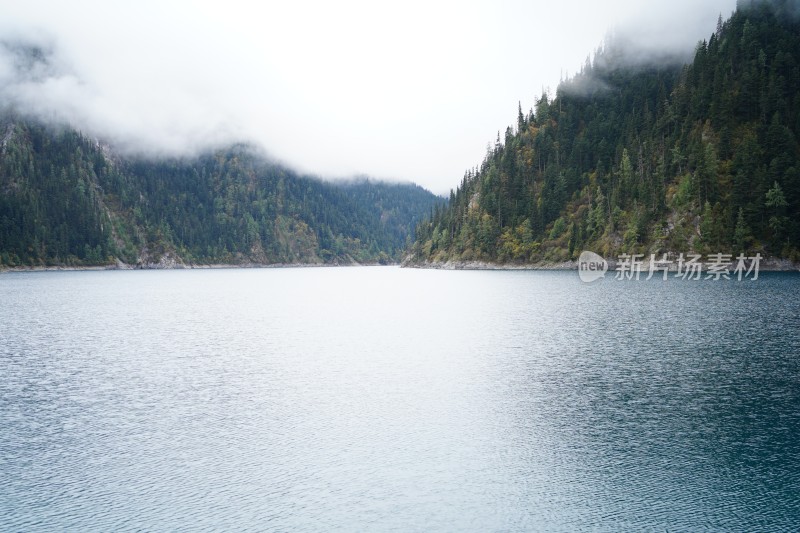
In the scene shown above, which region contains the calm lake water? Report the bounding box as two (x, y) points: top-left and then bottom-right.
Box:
(1, 267), (799, 531)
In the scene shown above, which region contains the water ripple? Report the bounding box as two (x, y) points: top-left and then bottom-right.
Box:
(1, 268), (799, 531)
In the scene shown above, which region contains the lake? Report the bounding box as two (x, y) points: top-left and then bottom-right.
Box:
(1, 267), (799, 531)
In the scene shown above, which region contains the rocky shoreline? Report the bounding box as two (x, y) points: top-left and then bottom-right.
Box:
(401, 256), (800, 272)
(0, 260), (394, 273)
(4, 256), (799, 273)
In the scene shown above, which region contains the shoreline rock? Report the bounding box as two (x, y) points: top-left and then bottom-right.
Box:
(0, 260), (398, 273)
(3, 256), (799, 273)
(401, 256), (800, 272)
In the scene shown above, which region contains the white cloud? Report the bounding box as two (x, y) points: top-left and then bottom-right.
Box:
(0, 0), (736, 194)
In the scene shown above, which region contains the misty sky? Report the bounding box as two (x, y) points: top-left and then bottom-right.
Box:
(0, 0), (737, 194)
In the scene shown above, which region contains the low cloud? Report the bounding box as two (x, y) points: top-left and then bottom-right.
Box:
(0, 0), (737, 194)
(560, 1), (737, 98)
(0, 30), (245, 158)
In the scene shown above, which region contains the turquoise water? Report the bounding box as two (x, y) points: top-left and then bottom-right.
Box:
(1, 267), (799, 531)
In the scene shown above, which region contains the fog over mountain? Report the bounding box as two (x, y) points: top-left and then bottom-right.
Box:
(0, 0), (735, 194)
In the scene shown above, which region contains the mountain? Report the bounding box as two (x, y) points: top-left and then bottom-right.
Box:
(408, 0), (800, 267)
(0, 116), (443, 268)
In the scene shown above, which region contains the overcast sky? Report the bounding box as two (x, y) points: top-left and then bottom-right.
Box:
(0, 0), (737, 194)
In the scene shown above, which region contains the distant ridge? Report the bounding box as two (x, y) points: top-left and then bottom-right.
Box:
(0, 116), (443, 268)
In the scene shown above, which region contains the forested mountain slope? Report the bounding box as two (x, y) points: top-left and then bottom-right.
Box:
(0, 116), (442, 267)
(409, 0), (800, 266)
